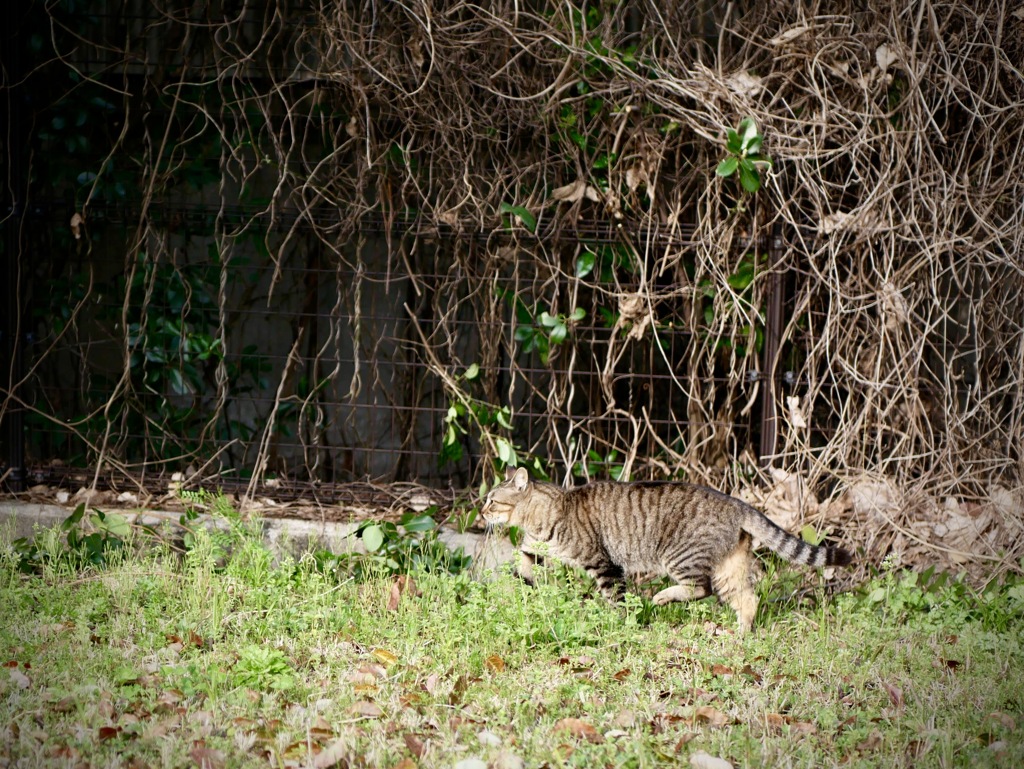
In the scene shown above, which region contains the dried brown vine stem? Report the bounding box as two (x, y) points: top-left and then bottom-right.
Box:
(3, 1), (1021, 575)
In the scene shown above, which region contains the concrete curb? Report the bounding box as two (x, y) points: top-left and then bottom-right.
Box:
(0, 500), (516, 573)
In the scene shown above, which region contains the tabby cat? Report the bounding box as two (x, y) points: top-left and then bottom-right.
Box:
(482, 467), (852, 632)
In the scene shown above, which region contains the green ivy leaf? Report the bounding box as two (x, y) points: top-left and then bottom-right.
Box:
(739, 117), (758, 147)
(569, 307), (586, 322)
(362, 524), (385, 553)
(401, 514), (436, 533)
(738, 159), (761, 193)
(495, 407), (514, 430)
(538, 311), (559, 328)
(726, 129), (742, 154)
(495, 438), (517, 466)
(464, 363), (480, 381)
(62, 504), (86, 530)
(576, 250), (596, 278)
(549, 323), (568, 344)
(92, 511), (130, 539)
(499, 202), (537, 233)
(716, 157), (739, 177)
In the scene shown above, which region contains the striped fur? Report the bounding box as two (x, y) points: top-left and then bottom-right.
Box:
(482, 468), (852, 633)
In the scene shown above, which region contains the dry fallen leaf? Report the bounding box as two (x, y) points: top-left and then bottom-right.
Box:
(553, 717), (604, 743)
(313, 738), (348, 769)
(690, 751), (733, 769)
(987, 712), (1017, 731)
(612, 668), (631, 681)
(491, 750), (525, 769)
(348, 663), (386, 685)
(189, 744), (225, 769)
(372, 648), (399, 667)
(423, 672), (441, 695)
(348, 701), (383, 718)
(392, 759), (417, 769)
(881, 681), (904, 709)
(612, 709), (636, 728)
(485, 654), (506, 673)
(857, 729), (884, 752)
(9, 668), (31, 689)
(692, 706), (731, 728)
(403, 732), (426, 758)
(387, 575), (421, 611)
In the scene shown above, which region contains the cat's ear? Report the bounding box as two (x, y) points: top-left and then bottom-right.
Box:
(512, 466), (530, 490)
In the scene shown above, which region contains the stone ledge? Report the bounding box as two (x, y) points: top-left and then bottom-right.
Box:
(0, 500), (514, 572)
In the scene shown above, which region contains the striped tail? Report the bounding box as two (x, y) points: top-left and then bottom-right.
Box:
(741, 507), (852, 568)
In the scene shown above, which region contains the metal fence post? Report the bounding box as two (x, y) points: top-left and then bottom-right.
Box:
(2, 2), (27, 492)
(758, 225), (785, 466)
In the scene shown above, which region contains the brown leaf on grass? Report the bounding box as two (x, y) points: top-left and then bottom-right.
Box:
(906, 739), (928, 760)
(188, 631), (205, 649)
(98, 726), (121, 741)
(9, 668), (31, 689)
(703, 621), (731, 636)
(987, 712), (1017, 731)
(856, 729), (884, 752)
(399, 691), (422, 708)
(612, 709), (636, 728)
(790, 720), (817, 736)
(423, 672), (441, 695)
(710, 664), (734, 676)
(763, 713), (815, 735)
(881, 681), (904, 709)
(403, 732), (426, 757)
(190, 743), (226, 769)
(51, 697), (75, 714)
(448, 674), (480, 706)
(485, 654), (506, 673)
(692, 706), (732, 728)
(553, 718), (604, 743)
(349, 663), (387, 685)
(392, 759), (417, 769)
(673, 733), (697, 752)
(740, 664), (763, 683)
(689, 751), (733, 769)
(308, 718), (335, 741)
(47, 745), (80, 761)
(612, 668), (631, 681)
(941, 658), (961, 671)
(387, 575), (421, 611)
(349, 701), (383, 718)
(372, 648), (399, 667)
(313, 738), (348, 769)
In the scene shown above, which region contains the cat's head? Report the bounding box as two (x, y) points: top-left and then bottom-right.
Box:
(481, 466), (531, 527)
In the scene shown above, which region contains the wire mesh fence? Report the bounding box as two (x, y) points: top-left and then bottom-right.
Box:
(2, 1), (1022, 574)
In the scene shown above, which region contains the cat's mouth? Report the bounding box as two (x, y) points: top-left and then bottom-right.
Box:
(480, 501), (513, 527)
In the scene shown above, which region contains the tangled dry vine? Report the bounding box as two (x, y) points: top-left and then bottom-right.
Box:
(2, 1), (1022, 575)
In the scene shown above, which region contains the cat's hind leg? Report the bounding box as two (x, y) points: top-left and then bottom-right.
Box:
(711, 534), (759, 633)
(652, 579), (711, 606)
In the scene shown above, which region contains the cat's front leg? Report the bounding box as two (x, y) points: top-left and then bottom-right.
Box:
(516, 550), (539, 585)
(581, 555), (626, 602)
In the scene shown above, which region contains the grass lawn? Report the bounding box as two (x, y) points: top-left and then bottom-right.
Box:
(1, 513), (1022, 769)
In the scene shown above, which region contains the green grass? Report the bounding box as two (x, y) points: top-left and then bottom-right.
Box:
(1, 520), (1022, 769)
